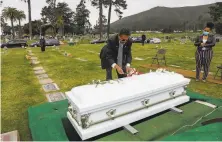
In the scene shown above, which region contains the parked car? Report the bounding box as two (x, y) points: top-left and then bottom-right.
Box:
(149, 38), (161, 44)
(1, 39), (28, 48)
(90, 39), (107, 44)
(30, 39), (60, 47)
(131, 37), (143, 43)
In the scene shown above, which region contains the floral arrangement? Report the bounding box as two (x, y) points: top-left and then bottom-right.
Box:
(127, 68), (143, 77)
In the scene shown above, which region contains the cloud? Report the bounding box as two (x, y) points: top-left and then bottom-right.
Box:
(2, 0), (220, 26)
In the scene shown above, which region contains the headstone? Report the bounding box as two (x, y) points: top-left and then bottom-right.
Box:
(46, 92), (66, 102)
(36, 74), (49, 80)
(33, 66), (44, 71)
(75, 58), (88, 62)
(0, 130), (19, 141)
(39, 78), (53, 85)
(42, 83), (60, 92)
(34, 69), (46, 75)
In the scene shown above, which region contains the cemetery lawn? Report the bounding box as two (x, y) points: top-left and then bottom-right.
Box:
(1, 48), (46, 140)
(1, 40), (222, 141)
(31, 42), (222, 98)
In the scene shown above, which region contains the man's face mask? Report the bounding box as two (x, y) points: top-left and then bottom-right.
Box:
(120, 39), (127, 44)
(119, 35), (129, 44)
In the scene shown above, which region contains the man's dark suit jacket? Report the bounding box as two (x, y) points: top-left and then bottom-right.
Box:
(100, 34), (132, 69)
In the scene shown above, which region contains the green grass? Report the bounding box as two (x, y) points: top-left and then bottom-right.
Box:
(1, 48), (46, 140)
(31, 41), (222, 98)
(1, 34), (222, 141)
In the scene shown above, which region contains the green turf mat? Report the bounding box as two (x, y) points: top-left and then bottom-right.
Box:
(28, 90), (222, 141)
(163, 123), (222, 141)
(28, 100), (69, 141)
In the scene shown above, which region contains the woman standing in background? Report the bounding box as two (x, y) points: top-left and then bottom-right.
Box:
(194, 22), (216, 82)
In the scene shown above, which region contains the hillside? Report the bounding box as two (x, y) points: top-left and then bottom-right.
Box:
(110, 4), (215, 31)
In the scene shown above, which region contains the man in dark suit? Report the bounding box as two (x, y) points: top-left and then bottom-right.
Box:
(100, 28), (133, 81)
(141, 34), (146, 46)
(40, 36), (46, 52)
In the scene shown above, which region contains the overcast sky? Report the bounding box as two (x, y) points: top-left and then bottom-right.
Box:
(1, 0), (221, 26)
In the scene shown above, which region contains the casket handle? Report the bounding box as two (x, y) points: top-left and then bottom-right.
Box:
(169, 91), (176, 98)
(81, 114), (91, 129)
(106, 109), (116, 120)
(142, 99), (149, 107)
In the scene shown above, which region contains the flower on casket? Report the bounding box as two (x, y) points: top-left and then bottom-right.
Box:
(127, 68), (143, 77)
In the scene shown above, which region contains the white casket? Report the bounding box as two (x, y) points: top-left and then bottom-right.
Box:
(66, 70), (190, 140)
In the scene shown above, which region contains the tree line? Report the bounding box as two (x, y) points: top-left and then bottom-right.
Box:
(1, 0), (127, 40)
(1, 1), (222, 40)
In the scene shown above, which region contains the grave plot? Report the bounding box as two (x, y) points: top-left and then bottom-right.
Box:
(33, 66), (44, 71)
(34, 69), (46, 75)
(42, 83), (60, 92)
(39, 78), (53, 85)
(31, 60), (40, 65)
(46, 92), (66, 102)
(0, 130), (20, 141)
(36, 74), (49, 80)
(30, 57), (38, 60)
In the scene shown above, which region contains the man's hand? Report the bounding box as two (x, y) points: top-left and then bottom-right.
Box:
(126, 67), (132, 74)
(114, 65), (124, 74)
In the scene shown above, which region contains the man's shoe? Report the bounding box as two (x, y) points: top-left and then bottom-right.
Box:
(196, 79), (200, 82)
(202, 79), (206, 83)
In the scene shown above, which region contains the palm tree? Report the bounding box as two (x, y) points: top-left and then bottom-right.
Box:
(56, 15), (64, 36)
(16, 10), (26, 38)
(21, 0), (32, 39)
(2, 7), (18, 39)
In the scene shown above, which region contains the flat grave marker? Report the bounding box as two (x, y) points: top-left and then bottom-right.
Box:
(42, 83), (60, 92)
(30, 57), (38, 60)
(46, 92), (66, 102)
(75, 58), (88, 62)
(39, 78), (53, 85)
(36, 74), (49, 80)
(34, 69), (46, 75)
(33, 66), (44, 71)
(28, 53), (35, 56)
(170, 65), (181, 68)
(0, 130), (19, 141)
(134, 57), (145, 61)
(31, 60), (40, 65)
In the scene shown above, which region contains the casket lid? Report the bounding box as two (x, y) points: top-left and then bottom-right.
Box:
(66, 72), (190, 113)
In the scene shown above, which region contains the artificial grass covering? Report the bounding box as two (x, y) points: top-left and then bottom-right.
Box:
(28, 90), (222, 141)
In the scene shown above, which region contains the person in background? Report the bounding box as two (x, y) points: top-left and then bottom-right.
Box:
(40, 36), (46, 52)
(100, 28), (133, 81)
(194, 22), (216, 82)
(141, 34), (146, 46)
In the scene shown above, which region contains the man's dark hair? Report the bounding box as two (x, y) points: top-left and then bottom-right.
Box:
(119, 28), (131, 36)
